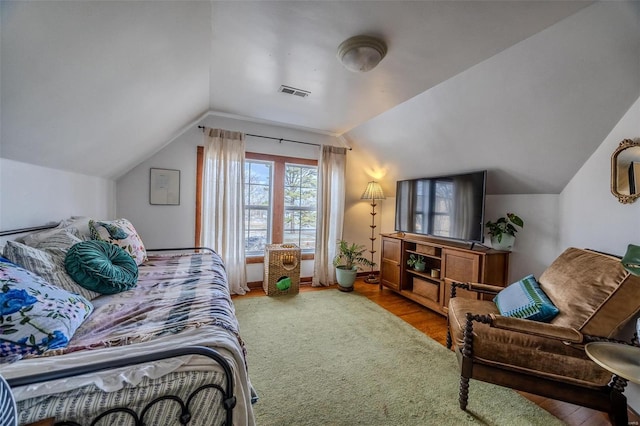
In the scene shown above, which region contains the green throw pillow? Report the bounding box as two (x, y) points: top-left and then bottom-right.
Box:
(65, 240), (138, 295)
(494, 274), (559, 322)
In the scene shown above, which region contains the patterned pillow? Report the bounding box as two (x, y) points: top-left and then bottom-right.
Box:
(89, 219), (147, 265)
(494, 274), (560, 322)
(0, 261), (93, 357)
(2, 241), (100, 301)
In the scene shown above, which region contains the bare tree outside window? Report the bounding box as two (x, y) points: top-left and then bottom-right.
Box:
(284, 164), (317, 250)
(244, 154), (318, 256)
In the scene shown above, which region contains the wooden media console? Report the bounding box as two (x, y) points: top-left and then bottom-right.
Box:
(380, 233), (510, 316)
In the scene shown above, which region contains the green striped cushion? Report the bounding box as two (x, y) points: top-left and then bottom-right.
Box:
(495, 274), (559, 322)
(65, 241), (138, 295)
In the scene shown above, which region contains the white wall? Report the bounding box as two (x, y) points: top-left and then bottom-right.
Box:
(342, 148), (393, 274)
(0, 158), (115, 232)
(485, 194), (559, 282)
(116, 113), (343, 283)
(559, 96), (640, 411)
(560, 97), (640, 255)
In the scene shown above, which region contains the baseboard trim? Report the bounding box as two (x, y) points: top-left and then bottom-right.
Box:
(248, 272), (378, 289)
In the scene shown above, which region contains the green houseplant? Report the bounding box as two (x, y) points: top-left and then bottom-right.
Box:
(407, 254), (426, 272)
(485, 213), (524, 251)
(333, 240), (374, 292)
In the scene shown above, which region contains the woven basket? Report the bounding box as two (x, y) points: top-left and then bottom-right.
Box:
(263, 244), (301, 296)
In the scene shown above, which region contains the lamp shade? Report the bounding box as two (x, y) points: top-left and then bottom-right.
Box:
(361, 181), (385, 200)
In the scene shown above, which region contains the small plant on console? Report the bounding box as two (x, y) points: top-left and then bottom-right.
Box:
(407, 254), (427, 272)
(485, 213), (524, 251)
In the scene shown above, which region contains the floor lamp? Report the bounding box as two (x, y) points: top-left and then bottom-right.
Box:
(361, 181), (385, 284)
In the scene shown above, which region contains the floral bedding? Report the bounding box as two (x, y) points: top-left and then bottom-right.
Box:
(0, 258), (93, 358)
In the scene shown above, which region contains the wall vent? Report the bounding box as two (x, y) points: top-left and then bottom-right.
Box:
(278, 85), (310, 98)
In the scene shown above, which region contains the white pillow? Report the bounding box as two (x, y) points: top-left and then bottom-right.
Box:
(22, 218), (94, 246)
(59, 216), (93, 240)
(3, 240), (100, 301)
(31, 229), (82, 253)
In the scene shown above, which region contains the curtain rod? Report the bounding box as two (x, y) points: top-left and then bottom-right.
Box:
(197, 126), (351, 150)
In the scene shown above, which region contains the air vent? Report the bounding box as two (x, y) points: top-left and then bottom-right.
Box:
(278, 85), (310, 98)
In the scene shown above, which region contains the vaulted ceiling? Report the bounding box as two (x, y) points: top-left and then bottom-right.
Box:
(1, 1), (639, 194)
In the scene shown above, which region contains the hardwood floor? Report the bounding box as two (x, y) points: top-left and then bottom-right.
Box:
(235, 278), (639, 425)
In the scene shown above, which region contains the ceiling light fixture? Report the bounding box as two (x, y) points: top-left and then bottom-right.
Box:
(337, 35), (387, 73)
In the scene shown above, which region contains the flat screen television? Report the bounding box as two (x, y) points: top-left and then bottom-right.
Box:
(395, 170), (487, 243)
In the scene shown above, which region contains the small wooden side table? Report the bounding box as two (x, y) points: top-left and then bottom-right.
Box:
(585, 342), (640, 385)
(585, 342), (640, 426)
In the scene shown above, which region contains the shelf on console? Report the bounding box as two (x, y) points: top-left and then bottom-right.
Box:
(406, 268), (441, 284)
(380, 233), (510, 316)
(405, 249), (441, 262)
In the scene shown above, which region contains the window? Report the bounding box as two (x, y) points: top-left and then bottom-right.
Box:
(283, 163), (317, 249)
(195, 149), (317, 261)
(244, 160), (273, 253)
(244, 153), (317, 257)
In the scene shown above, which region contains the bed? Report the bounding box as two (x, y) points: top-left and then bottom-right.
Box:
(0, 219), (256, 425)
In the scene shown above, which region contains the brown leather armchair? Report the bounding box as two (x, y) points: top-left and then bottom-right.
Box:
(447, 248), (640, 426)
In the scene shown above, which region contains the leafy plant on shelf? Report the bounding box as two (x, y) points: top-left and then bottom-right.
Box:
(407, 254), (426, 271)
(485, 213), (524, 243)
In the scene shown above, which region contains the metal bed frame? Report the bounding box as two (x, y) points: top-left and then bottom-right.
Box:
(8, 346), (236, 426)
(1, 224), (240, 426)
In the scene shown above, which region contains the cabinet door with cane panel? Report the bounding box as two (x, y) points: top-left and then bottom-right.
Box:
(380, 237), (402, 291)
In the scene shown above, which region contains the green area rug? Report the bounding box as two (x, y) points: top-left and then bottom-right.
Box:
(234, 291), (565, 425)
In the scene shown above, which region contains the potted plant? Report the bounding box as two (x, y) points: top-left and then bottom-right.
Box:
(333, 240), (374, 292)
(407, 254), (426, 272)
(485, 213), (524, 251)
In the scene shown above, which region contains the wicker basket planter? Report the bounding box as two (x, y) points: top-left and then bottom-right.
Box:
(263, 244), (301, 296)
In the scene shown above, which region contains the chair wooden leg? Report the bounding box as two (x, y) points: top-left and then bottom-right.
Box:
(608, 377), (628, 426)
(459, 376), (470, 410)
(608, 393), (628, 426)
(446, 329), (452, 349)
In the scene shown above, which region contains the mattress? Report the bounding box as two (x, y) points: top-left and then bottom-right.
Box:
(0, 251), (255, 425)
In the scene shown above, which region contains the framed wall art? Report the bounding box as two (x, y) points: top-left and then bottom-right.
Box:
(149, 168), (180, 205)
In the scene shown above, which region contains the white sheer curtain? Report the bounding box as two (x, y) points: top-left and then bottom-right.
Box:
(313, 145), (347, 287)
(200, 128), (249, 295)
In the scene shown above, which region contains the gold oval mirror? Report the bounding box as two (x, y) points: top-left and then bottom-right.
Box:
(611, 138), (640, 204)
